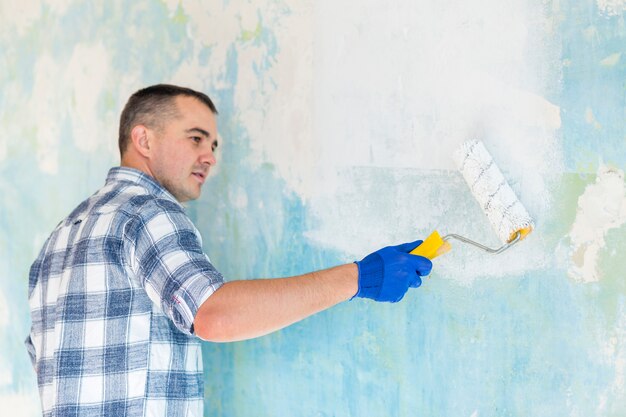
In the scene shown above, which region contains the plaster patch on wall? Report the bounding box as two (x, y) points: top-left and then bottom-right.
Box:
(568, 165), (626, 283)
(596, 0), (626, 16)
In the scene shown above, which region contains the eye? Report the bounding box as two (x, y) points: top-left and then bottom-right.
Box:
(191, 136), (202, 144)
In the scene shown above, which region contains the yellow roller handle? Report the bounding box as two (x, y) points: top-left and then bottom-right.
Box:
(410, 230), (452, 260)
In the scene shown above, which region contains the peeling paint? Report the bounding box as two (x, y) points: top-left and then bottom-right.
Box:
(568, 165), (626, 283)
(596, 0), (626, 16)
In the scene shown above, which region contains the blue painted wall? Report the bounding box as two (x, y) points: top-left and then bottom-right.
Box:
(1, 1), (625, 416)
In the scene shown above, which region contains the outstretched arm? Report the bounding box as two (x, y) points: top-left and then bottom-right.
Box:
(193, 264), (358, 342)
(193, 240), (432, 342)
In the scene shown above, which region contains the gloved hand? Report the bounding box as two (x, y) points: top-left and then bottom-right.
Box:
(354, 240), (433, 303)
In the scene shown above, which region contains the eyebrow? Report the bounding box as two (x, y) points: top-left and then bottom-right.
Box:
(186, 127), (211, 138)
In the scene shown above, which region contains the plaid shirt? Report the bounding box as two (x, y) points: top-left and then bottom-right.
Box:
(25, 167), (225, 417)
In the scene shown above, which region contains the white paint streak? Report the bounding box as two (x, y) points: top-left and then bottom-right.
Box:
(31, 53), (62, 175)
(254, 2), (315, 198)
(0, 292), (7, 327)
(568, 165), (626, 283)
(230, 187), (249, 209)
(66, 43), (111, 153)
(0, 0), (42, 35)
(28, 43), (119, 174)
(600, 52), (622, 67)
(597, 306), (626, 408)
(166, 0), (317, 197)
(170, 0), (561, 280)
(0, 136), (6, 162)
(301, 0), (562, 273)
(0, 296), (39, 416)
(168, 0), (269, 92)
(0, 394), (41, 416)
(596, 0), (626, 16)
(0, 370), (11, 386)
(46, 0), (73, 14)
(585, 107), (602, 130)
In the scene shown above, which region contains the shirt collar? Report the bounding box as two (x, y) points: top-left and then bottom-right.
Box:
(105, 167), (183, 208)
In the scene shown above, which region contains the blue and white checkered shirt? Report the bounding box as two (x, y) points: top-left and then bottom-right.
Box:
(25, 167), (225, 417)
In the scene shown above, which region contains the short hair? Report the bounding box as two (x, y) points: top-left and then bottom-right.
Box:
(118, 84), (218, 155)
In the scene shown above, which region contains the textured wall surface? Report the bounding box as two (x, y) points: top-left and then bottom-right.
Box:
(1, 1), (625, 416)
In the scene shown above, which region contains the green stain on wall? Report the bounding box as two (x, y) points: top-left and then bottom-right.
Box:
(171, 2), (189, 25)
(241, 22), (263, 42)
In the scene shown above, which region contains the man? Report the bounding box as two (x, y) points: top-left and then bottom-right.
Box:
(25, 84), (432, 416)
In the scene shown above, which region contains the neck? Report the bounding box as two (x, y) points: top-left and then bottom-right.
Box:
(120, 154), (154, 179)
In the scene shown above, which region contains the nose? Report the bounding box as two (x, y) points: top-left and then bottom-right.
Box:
(200, 146), (217, 167)
(206, 151), (216, 166)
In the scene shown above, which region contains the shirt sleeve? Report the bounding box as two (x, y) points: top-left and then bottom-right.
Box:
(125, 197), (224, 336)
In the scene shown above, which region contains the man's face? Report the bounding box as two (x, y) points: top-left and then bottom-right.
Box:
(149, 96), (219, 202)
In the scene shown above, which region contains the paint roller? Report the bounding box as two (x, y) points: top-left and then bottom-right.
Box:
(412, 140), (534, 259)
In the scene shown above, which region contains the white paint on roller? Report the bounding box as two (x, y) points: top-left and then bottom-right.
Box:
(568, 165), (626, 283)
(304, 167), (551, 286)
(454, 140), (534, 243)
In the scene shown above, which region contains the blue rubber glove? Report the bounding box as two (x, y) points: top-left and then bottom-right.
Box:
(354, 240), (433, 303)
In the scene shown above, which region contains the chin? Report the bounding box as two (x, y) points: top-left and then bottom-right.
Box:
(184, 191), (202, 202)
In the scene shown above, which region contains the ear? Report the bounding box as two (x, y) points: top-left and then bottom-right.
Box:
(130, 125), (153, 158)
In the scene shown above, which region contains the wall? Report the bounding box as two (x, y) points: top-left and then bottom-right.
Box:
(1, 0), (625, 416)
